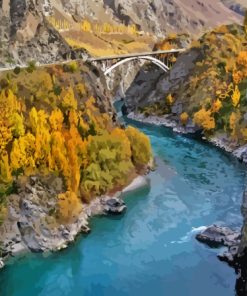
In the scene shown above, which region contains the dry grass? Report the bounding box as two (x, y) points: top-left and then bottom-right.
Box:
(62, 30), (155, 57)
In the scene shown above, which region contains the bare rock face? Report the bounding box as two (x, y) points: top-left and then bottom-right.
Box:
(0, 0), (85, 66)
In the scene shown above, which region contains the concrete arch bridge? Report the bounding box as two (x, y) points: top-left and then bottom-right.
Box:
(88, 49), (185, 75)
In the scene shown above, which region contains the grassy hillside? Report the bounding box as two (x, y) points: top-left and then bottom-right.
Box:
(0, 62), (152, 224)
(47, 16), (155, 56)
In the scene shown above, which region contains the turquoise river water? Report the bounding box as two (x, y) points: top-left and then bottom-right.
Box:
(0, 117), (246, 296)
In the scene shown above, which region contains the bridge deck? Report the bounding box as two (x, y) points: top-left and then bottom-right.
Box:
(89, 49), (185, 62)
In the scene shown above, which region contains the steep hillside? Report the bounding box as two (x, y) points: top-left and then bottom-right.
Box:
(0, 0), (244, 66)
(124, 23), (247, 152)
(0, 0), (86, 67)
(221, 0), (247, 15)
(42, 0), (243, 37)
(0, 60), (152, 253)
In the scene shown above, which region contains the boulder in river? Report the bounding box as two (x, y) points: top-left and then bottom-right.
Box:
(195, 225), (241, 248)
(102, 198), (127, 215)
(0, 259), (4, 269)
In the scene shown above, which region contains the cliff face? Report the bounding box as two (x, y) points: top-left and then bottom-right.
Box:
(0, 0), (85, 66)
(0, 0), (244, 66)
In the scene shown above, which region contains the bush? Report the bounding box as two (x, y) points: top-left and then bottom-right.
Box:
(26, 61), (36, 73)
(63, 61), (79, 73)
(13, 66), (21, 75)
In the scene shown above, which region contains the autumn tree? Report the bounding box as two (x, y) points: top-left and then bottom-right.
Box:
(166, 93), (174, 106)
(125, 126), (152, 167)
(81, 20), (92, 32)
(57, 191), (82, 223)
(232, 85), (241, 107)
(229, 111), (240, 138)
(10, 133), (36, 173)
(193, 108), (215, 131)
(61, 87), (78, 111)
(180, 112), (189, 126)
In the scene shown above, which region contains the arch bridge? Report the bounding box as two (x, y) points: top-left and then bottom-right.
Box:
(88, 49), (185, 75)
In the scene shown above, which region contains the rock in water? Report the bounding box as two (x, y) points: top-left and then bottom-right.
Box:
(102, 198), (127, 215)
(195, 225), (241, 248)
(0, 259), (4, 269)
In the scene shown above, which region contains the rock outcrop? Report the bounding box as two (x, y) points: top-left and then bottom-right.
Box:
(196, 225), (241, 248)
(195, 185), (247, 296)
(0, 176), (132, 256)
(0, 0), (86, 67)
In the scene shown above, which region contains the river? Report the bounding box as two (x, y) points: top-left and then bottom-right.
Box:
(0, 116), (246, 296)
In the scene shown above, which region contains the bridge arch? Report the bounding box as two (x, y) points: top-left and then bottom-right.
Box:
(104, 56), (170, 75)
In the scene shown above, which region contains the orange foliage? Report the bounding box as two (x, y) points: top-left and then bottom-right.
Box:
(229, 111), (240, 138)
(166, 94), (174, 106)
(211, 99), (222, 113)
(232, 85), (241, 107)
(180, 112), (189, 126)
(57, 191), (82, 223)
(193, 108), (215, 131)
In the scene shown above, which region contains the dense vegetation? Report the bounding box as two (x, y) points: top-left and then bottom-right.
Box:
(0, 62), (152, 223)
(140, 13), (247, 145)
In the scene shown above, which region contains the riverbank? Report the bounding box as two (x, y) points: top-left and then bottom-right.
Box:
(127, 111), (247, 164)
(0, 174), (150, 270)
(127, 111), (247, 295)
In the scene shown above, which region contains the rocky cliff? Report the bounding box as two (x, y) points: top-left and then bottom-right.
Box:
(0, 0), (86, 67)
(0, 0), (244, 67)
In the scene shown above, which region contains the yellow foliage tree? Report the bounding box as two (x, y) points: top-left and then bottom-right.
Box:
(193, 108), (215, 131)
(10, 113), (25, 137)
(81, 20), (92, 32)
(232, 85), (241, 107)
(180, 112), (189, 126)
(229, 111), (240, 138)
(10, 133), (36, 173)
(0, 154), (12, 184)
(61, 87), (78, 110)
(49, 109), (64, 131)
(166, 93), (174, 106)
(57, 191), (82, 223)
(211, 99), (222, 113)
(125, 126), (152, 166)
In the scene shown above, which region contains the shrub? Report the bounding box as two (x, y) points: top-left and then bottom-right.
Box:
(126, 126), (152, 167)
(57, 191), (82, 223)
(193, 108), (215, 131)
(26, 61), (36, 73)
(63, 61), (79, 73)
(13, 66), (21, 75)
(180, 112), (189, 126)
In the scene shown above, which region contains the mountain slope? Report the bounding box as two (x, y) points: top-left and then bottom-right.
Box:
(0, 0), (84, 67)
(125, 23), (247, 150)
(42, 0), (243, 37)
(0, 0), (244, 66)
